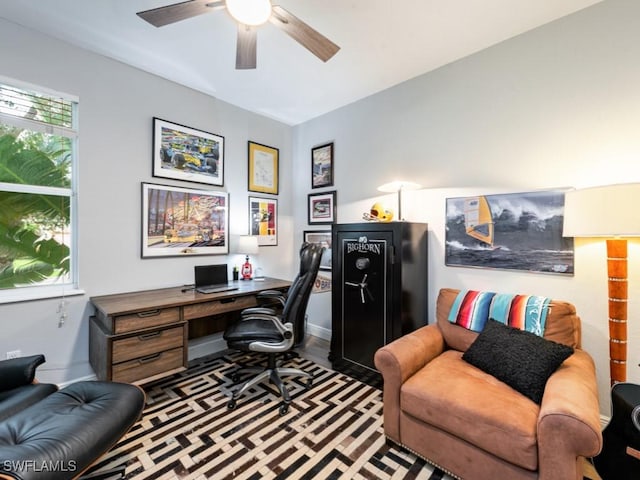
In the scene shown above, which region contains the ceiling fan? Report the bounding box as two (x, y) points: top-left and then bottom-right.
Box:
(137, 0), (340, 70)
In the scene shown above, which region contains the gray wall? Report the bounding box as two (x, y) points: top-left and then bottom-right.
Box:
(0, 18), (294, 383)
(293, 0), (640, 414)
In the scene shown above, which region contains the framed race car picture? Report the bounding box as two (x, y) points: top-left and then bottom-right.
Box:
(152, 117), (224, 187)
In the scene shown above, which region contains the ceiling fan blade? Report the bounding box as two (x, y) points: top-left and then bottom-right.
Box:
(269, 5), (340, 62)
(137, 0), (225, 27)
(236, 25), (257, 70)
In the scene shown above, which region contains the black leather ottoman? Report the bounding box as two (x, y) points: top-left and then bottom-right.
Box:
(0, 381), (145, 480)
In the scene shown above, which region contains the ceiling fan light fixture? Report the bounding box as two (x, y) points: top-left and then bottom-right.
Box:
(226, 0), (272, 26)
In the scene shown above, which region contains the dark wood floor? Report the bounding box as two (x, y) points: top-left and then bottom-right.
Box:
(297, 334), (331, 369)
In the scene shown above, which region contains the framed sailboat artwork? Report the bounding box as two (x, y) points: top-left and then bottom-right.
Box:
(445, 189), (574, 275)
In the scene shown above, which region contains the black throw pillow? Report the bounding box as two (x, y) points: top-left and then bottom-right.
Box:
(462, 318), (574, 404)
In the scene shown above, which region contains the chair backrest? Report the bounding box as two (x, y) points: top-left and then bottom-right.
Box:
(282, 242), (324, 345)
(435, 287), (582, 352)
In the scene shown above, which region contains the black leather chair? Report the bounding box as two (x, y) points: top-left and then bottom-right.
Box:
(223, 242), (324, 415)
(0, 355), (145, 480)
(0, 355), (57, 422)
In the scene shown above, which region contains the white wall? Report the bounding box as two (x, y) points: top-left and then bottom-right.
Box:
(0, 18), (295, 383)
(293, 0), (640, 414)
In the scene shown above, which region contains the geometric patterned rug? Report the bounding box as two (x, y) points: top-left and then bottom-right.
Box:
(86, 352), (597, 480)
(86, 352), (451, 480)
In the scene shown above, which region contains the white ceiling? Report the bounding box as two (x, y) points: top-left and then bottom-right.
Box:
(0, 0), (603, 125)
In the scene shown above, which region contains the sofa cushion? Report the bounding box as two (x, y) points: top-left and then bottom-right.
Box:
(401, 350), (540, 471)
(462, 319), (574, 404)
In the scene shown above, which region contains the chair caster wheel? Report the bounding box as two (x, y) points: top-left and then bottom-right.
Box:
(279, 403), (289, 416)
(229, 373), (240, 383)
(305, 378), (313, 389)
(227, 400), (236, 410)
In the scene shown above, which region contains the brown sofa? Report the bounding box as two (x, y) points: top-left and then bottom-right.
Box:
(374, 288), (602, 480)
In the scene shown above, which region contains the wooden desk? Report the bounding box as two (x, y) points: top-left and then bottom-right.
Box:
(89, 278), (290, 384)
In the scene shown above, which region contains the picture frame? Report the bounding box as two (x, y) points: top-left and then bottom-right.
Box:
(249, 196), (278, 246)
(248, 141), (279, 195)
(311, 142), (334, 188)
(152, 117), (224, 187)
(304, 230), (332, 270)
(308, 190), (336, 225)
(445, 189), (574, 275)
(141, 182), (229, 258)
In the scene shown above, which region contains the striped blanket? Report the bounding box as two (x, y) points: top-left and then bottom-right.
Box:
(447, 290), (551, 336)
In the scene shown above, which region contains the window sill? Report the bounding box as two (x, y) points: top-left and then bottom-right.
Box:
(0, 286), (85, 305)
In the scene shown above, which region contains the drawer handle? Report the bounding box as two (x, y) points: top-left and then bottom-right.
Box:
(138, 353), (161, 364)
(138, 331), (162, 341)
(220, 298), (236, 304)
(137, 309), (161, 318)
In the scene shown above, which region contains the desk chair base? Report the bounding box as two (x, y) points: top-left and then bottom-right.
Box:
(227, 353), (313, 415)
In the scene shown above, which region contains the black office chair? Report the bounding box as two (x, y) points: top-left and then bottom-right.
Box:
(223, 242), (324, 415)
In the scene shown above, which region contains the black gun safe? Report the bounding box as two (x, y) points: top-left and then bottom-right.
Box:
(330, 222), (428, 384)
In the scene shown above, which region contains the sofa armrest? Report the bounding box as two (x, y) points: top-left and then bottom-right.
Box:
(537, 349), (603, 480)
(0, 355), (46, 393)
(374, 324), (445, 442)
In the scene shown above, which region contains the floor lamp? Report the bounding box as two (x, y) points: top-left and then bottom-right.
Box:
(563, 183), (640, 385)
(377, 181), (422, 221)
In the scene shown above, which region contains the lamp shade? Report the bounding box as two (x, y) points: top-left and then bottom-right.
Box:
(563, 183), (640, 237)
(237, 235), (259, 254)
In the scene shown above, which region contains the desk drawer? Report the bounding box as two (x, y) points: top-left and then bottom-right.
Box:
(112, 347), (184, 384)
(114, 307), (180, 334)
(112, 325), (185, 364)
(183, 295), (257, 320)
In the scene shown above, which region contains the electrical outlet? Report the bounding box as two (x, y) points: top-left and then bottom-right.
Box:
(6, 350), (21, 359)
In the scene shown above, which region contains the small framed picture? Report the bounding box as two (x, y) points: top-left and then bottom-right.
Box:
(311, 142), (334, 189)
(308, 190), (336, 225)
(304, 230), (332, 270)
(249, 196), (278, 246)
(152, 117), (224, 187)
(248, 141), (279, 195)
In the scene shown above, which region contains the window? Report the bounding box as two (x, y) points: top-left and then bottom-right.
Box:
(0, 77), (79, 302)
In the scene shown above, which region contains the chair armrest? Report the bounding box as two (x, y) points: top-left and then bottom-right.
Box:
(242, 307), (277, 316)
(537, 349), (603, 480)
(240, 313), (294, 353)
(374, 324), (445, 383)
(0, 354), (46, 392)
(374, 324), (445, 441)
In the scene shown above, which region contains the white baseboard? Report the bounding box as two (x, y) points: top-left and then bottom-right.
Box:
(306, 323), (331, 341)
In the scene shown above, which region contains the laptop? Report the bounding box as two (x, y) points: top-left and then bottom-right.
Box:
(194, 264), (238, 294)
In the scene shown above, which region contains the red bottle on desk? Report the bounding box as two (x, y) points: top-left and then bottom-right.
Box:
(241, 256), (252, 280)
